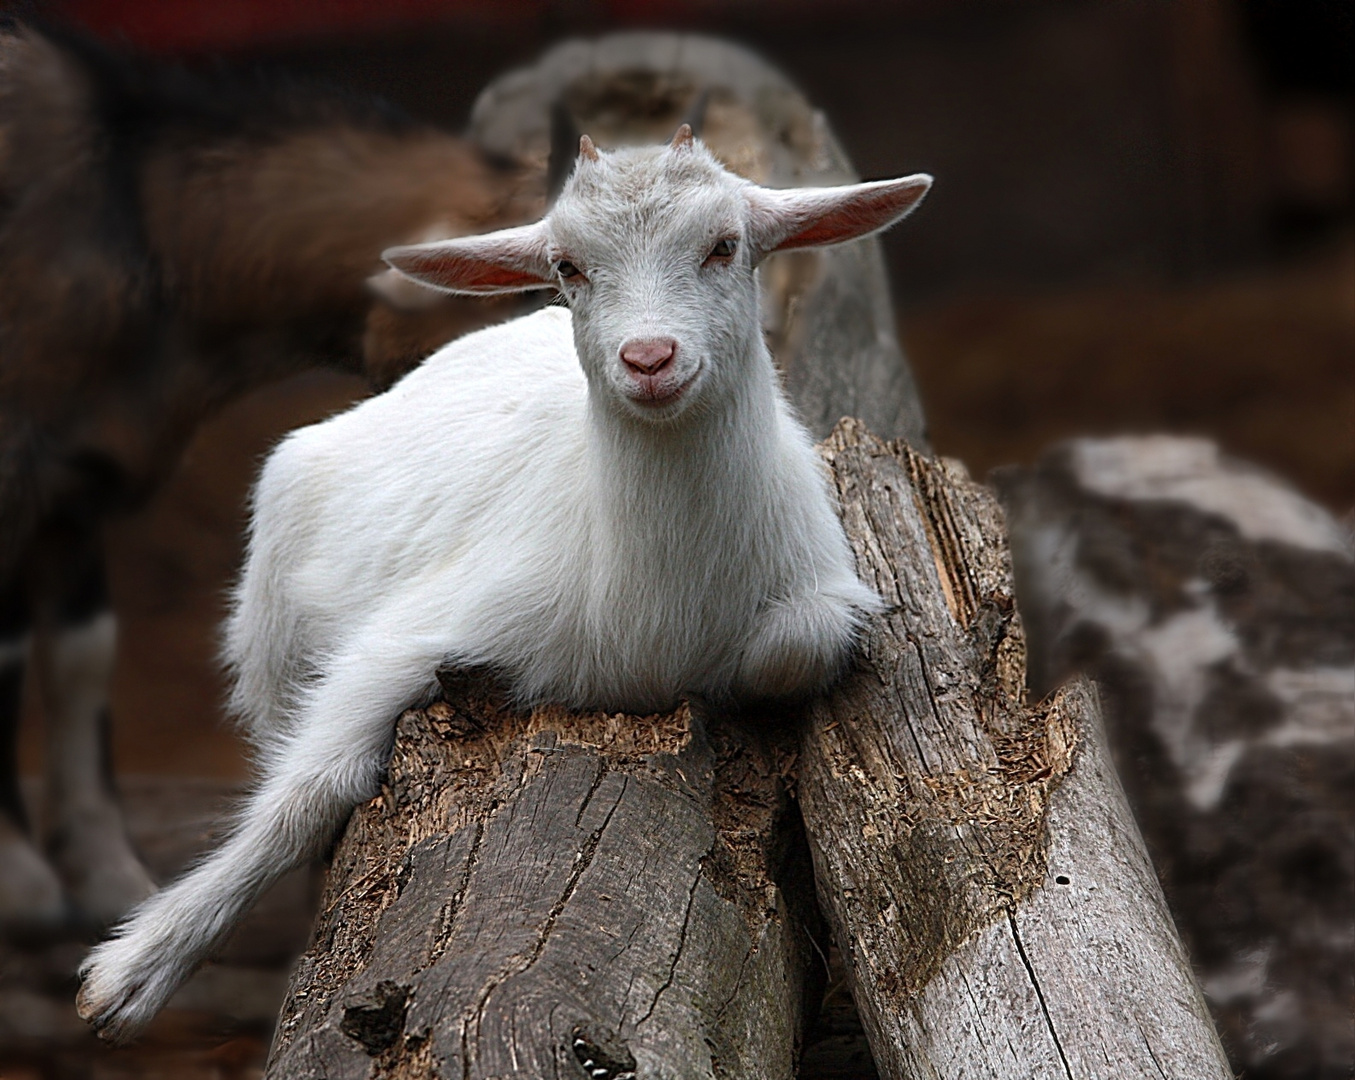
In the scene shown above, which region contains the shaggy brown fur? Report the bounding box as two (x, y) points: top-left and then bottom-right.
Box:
(0, 24), (533, 586)
(0, 21), (536, 926)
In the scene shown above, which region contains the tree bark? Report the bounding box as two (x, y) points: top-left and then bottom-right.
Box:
(468, 31), (930, 448)
(796, 419), (1233, 1078)
(995, 436), (1355, 1079)
(265, 675), (818, 1079)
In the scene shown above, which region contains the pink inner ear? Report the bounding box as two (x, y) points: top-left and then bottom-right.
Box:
(769, 179), (930, 253)
(386, 245), (550, 294)
(419, 256), (547, 292)
(479, 266), (549, 289)
(776, 213), (878, 251)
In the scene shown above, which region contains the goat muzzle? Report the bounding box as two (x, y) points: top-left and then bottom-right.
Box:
(619, 338), (677, 377)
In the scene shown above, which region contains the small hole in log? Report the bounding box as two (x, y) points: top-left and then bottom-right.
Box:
(340, 980), (409, 1055)
(1055, 875), (1071, 885)
(571, 1028), (637, 1079)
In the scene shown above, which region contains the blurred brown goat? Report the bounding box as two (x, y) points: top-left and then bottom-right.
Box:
(0, 20), (535, 930)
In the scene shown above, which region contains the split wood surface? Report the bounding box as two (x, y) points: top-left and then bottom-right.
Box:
(266, 419), (1231, 1079)
(799, 420), (1233, 1078)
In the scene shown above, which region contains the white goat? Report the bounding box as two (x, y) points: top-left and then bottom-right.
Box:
(77, 126), (930, 1040)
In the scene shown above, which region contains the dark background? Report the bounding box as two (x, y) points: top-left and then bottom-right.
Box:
(51, 0), (1353, 503)
(4, 1), (1351, 1076)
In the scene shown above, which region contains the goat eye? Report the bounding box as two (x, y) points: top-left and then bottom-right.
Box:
(707, 238), (737, 261)
(556, 259), (581, 280)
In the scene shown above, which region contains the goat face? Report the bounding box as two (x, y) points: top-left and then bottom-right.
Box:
(383, 128), (931, 423)
(544, 136), (754, 420)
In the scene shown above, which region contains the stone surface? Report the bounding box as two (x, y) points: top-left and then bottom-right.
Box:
(996, 435), (1355, 1080)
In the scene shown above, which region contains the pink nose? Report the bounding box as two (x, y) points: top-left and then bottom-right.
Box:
(620, 338), (677, 377)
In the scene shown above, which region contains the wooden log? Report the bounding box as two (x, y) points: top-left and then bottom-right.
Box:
(467, 32), (931, 448)
(796, 419), (1233, 1078)
(264, 674), (819, 1079)
(995, 436), (1355, 1079)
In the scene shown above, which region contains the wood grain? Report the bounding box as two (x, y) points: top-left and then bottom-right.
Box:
(797, 419), (1232, 1079)
(997, 436), (1355, 1077)
(265, 674), (816, 1079)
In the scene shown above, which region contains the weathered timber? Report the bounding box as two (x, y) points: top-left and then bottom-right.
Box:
(996, 436), (1355, 1079)
(797, 419), (1233, 1079)
(265, 674), (818, 1079)
(468, 32), (930, 447)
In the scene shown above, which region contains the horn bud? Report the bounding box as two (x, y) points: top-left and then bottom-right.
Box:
(579, 134), (599, 162)
(679, 89), (709, 138)
(670, 123), (694, 150)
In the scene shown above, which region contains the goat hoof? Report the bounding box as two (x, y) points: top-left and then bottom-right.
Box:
(0, 824), (69, 938)
(78, 928), (187, 1044)
(76, 970), (144, 1044)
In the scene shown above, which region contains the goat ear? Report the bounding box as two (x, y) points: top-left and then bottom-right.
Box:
(383, 224), (553, 296)
(746, 175), (932, 258)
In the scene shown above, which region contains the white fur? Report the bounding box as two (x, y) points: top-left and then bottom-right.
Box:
(79, 136), (930, 1040)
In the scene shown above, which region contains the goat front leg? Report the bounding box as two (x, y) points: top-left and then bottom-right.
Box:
(735, 584), (880, 702)
(77, 631), (444, 1042)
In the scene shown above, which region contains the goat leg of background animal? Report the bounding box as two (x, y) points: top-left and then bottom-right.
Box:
(32, 609), (156, 927)
(0, 624), (66, 933)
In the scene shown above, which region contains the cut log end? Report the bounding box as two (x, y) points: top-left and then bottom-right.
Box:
(266, 674), (818, 1080)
